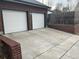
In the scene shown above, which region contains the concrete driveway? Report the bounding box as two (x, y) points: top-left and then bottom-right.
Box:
(3, 28), (79, 59)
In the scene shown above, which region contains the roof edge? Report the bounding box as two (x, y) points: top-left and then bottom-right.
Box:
(1, 0), (50, 9)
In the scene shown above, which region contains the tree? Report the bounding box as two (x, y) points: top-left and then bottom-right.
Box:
(56, 3), (63, 11)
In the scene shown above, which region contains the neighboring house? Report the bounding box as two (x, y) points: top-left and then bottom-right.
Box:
(0, 0), (49, 34)
(48, 2), (79, 34)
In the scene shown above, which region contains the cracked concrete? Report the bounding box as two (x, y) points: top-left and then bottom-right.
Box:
(3, 28), (79, 59)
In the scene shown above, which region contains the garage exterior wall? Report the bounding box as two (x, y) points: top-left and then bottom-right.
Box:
(0, 10), (3, 33)
(0, 2), (47, 33)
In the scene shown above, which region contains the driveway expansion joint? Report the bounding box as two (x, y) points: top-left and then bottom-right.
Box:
(59, 40), (79, 59)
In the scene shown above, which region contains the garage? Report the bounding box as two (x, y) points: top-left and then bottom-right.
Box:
(0, 0), (48, 34)
(2, 10), (27, 34)
(0, 0), (49, 59)
(32, 13), (44, 29)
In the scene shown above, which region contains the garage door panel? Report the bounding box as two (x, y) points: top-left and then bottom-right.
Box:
(32, 13), (44, 29)
(2, 10), (27, 33)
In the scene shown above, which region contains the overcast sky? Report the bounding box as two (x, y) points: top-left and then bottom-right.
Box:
(52, 0), (77, 7)
(36, 0), (78, 10)
(49, 0), (78, 10)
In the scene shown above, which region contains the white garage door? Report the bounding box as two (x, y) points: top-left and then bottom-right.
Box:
(32, 13), (44, 29)
(2, 10), (27, 34)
